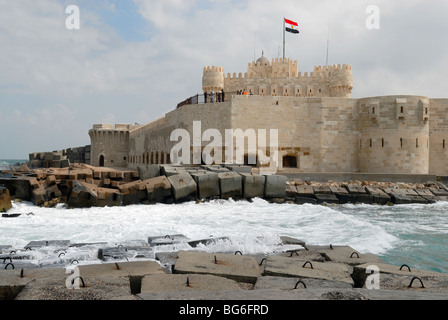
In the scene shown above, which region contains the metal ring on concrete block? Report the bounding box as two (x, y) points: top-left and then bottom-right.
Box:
(3, 257), (12, 264)
(4, 262), (14, 270)
(350, 252), (360, 258)
(20, 268), (24, 278)
(71, 259), (79, 264)
(259, 258), (267, 266)
(289, 250), (299, 257)
(10, 250), (16, 254)
(408, 277), (425, 288)
(294, 280), (307, 289)
(72, 276), (86, 288)
(400, 264), (411, 272)
(302, 261), (314, 269)
(25, 247), (32, 251)
(186, 277), (190, 287)
(115, 262), (120, 270)
(234, 251), (243, 255)
(58, 252), (65, 257)
(214, 255), (218, 264)
(330, 244), (333, 250)
(165, 235), (173, 240)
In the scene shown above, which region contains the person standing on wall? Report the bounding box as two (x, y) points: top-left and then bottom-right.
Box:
(204, 91), (207, 104)
(210, 90), (214, 103)
(222, 89), (225, 102)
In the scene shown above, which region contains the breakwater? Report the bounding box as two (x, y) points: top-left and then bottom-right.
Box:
(1, 163), (448, 210)
(1, 234), (448, 301)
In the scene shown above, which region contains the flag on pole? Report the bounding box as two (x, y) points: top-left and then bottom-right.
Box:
(285, 18), (299, 34)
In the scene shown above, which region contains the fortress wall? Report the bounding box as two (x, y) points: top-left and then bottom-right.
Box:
(358, 96), (430, 174)
(318, 98), (360, 172)
(429, 99), (448, 175)
(229, 96), (359, 172)
(128, 102), (232, 167)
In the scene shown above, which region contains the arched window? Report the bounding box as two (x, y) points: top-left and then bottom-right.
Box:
(99, 155), (105, 167)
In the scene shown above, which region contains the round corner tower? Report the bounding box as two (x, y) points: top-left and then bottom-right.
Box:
(202, 66), (224, 93)
(328, 64), (353, 97)
(89, 124), (131, 167)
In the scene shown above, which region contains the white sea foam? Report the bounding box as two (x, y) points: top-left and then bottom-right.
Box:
(1, 199), (447, 272)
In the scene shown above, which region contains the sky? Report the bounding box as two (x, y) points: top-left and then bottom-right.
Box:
(0, 0), (447, 159)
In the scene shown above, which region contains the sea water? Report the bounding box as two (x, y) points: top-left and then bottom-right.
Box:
(1, 198), (447, 273)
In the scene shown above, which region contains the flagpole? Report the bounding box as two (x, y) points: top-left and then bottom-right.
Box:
(282, 17), (285, 59)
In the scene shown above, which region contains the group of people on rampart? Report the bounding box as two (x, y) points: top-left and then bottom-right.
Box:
(204, 90), (225, 103)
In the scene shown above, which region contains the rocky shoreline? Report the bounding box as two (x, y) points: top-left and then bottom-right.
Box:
(1, 163), (448, 212)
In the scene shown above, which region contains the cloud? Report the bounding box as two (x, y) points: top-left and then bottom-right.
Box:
(0, 0), (447, 158)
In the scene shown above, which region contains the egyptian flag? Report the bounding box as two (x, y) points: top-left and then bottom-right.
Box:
(285, 18), (299, 34)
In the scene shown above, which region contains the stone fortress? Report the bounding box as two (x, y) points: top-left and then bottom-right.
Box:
(88, 53), (448, 175)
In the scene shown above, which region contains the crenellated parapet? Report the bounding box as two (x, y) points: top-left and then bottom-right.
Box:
(202, 66), (224, 93)
(203, 54), (353, 98)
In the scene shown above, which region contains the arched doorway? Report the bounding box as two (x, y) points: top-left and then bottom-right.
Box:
(99, 155), (105, 167)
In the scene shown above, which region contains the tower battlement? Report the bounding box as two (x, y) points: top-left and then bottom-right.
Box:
(204, 53), (353, 97)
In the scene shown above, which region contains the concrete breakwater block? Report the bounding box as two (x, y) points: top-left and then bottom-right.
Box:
(366, 187), (391, 204)
(315, 193), (340, 204)
(218, 171), (242, 199)
(173, 251), (262, 284)
(148, 234), (190, 247)
(352, 262), (448, 289)
(240, 173), (266, 199)
(190, 171), (220, 199)
(264, 175), (287, 198)
(144, 176), (173, 203)
(254, 275), (353, 290)
(137, 165), (160, 180)
(167, 172), (197, 202)
(97, 245), (153, 261)
(225, 164), (253, 174)
(0, 186), (12, 212)
(296, 185), (315, 198)
(314, 245), (384, 266)
(312, 185), (332, 195)
(78, 260), (165, 278)
(96, 187), (123, 207)
(160, 165), (186, 177)
(187, 236), (230, 248)
(67, 181), (97, 208)
(263, 255), (354, 286)
(25, 240), (71, 249)
(201, 165), (230, 173)
(118, 180), (148, 205)
(140, 273), (243, 293)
